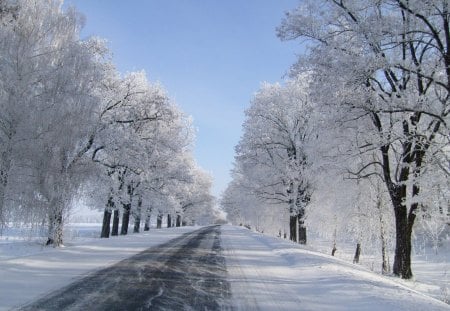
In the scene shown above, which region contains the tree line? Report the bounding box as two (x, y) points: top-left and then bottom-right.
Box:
(0, 0), (215, 246)
(222, 0), (449, 279)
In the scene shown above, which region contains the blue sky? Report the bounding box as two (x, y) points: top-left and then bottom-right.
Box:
(63, 0), (301, 197)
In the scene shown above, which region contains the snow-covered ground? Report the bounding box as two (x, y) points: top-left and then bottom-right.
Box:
(307, 231), (450, 305)
(0, 225), (199, 310)
(1, 224), (449, 310)
(221, 225), (449, 310)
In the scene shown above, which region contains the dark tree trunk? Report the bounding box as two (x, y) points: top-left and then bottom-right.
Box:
(121, 204), (131, 235)
(133, 216), (140, 233)
(144, 212), (151, 231)
(297, 211), (307, 244)
(133, 196), (142, 233)
(385, 179), (416, 279)
(156, 212), (162, 229)
(101, 209), (112, 238)
(176, 214), (181, 227)
(381, 235), (390, 274)
(376, 115), (427, 279)
(289, 215), (297, 242)
(167, 214), (172, 228)
(331, 226), (337, 256)
(144, 206), (152, 231)
(392, 201), (415, 279)
(111, 210), (119, 236)
(331, 245), (337, 256)
(101, 196), (114, 238)
(353, 243), (361, 264)
(289, 209), (307, 244)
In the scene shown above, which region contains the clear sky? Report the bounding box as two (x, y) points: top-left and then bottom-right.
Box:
(63, 0), (301, 197)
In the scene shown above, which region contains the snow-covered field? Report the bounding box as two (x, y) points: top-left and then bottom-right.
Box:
(307, 231), (450, 305)
(0, 225), (199, 310)
(0, 224), (449, 310)
(222, 225), (449, 310)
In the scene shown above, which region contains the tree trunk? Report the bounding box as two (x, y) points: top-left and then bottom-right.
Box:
(101, 196), (114, 238)
(176, 214), (181, 227)
(144, 211), (151, 231)
(0, 183), (6, 235)
(121, 203), (131, 235)
(46, 206), (64, 247)
(331, 225), (337, 256)
(289, 215), (297, 242)
(392, 202), (415, 279)
(133, 196), (142, 233)
(353, 243), (361, 264)
(100, 209), (112, 238)
(133, 215), (140, 233)
(167, 214), (172, 228)
(381, 231), (390, 274)
(377, 191), (390, 274)
(111, 210), (119, 236)
(297, 212), (307, 244)
(0, 136), (13, 233)
(156, 212), (162, 229)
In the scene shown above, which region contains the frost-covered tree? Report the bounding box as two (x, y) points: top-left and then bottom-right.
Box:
(0, 0), (110, 245)
(0, 0), (214, 246)
(278, 0), (450, 278)
(228, 79), (313, 243)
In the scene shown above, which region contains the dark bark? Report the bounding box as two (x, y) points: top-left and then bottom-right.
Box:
(353, 243), (361, 264)
(176, 214), (181, 227)
(101, 196), (114, 238)
(289, 215), (297, 242)
(377, 123), (418, 279)
(144, 216), (151, 231)
(167, 214), (172, 228)
(133, 215), (140, 233)
(121, 204), (131, 235)
(392, 200), (415, 279)
(297, 211), (307, 244)
(331, 227), (337, 256)
(111, 210), (119, 236)
(133, 197), (142, 233)
(331, 245), (337, 256)
(156, 212), (162, 229)
(289, 212), (307, 244)
(101, 209), (112, 238)
(381, 236), (390, 274)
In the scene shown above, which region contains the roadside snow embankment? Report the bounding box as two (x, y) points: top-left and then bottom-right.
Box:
(0, 226), (199, 311)
(221, 225), (450, 311)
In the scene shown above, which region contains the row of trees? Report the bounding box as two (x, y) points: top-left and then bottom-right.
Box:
(222, 0), (449, 279)
(0, 0), (215, 246)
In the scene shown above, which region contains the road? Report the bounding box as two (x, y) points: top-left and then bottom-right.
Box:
(19, 225), (233, 311)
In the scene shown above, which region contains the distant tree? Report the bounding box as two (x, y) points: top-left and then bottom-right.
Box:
(229, 79), (313, 243)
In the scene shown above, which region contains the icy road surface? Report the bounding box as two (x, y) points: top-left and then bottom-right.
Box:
(19, 226), (232, 311)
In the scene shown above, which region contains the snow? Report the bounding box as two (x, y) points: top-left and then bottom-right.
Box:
(0, 226), (199, 310)
(307, 231), (450, 304)
(221, 225), (450, 311)
(0, 224), (449, 310)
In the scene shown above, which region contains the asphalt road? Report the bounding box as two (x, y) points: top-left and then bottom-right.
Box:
(19, 225), (233, 311)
